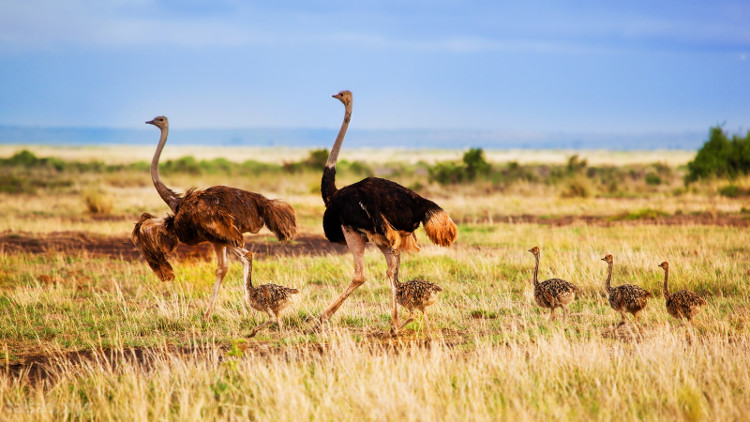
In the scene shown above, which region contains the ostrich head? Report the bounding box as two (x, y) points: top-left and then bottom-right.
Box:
(131, 212), (179, 281)
(601, 254), (613, 264)
(332, 90), (352, 106)
(659, 261), (669, 270)
(528, 246), (540, 256)
(146, 116), (169, 129)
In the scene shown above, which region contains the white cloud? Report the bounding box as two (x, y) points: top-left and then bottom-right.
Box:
(0, 0), (747, 54)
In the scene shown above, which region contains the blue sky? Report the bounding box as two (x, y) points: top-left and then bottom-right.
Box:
(0, 0), (748, 137)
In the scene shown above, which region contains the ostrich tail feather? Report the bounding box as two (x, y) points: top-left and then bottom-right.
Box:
(262, 199), (297, 242)
(424, 209), (457, 247)
(131, 213), (178, 281)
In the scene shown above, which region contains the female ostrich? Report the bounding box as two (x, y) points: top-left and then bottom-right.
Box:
(395, 278), (443, 339)
(528, 246), (579, 322)
(659, 261), (706, 323)
(601, 254), (652, 330)
(318, 91), (457, 334)
(131, 116), (297, 320)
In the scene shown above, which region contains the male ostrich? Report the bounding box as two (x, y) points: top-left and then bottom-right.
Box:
(318, 91), (457, 334)
(659, 261), (706, 323)
(601, 254), (652, 330)
(395, 278), (443, 339)
(528, 246), (579, 322)
(131, 116), (297, 320)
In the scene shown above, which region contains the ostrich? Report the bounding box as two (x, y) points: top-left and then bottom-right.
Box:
(528, 246), (579, 322)
(318, 91), (457, 335)
(242, 251), (300, 337)
(395, 278), (443, 339)
(659, 261), (706, 323)
(131, 116), (297, 320)
(601, 254), (652, 330)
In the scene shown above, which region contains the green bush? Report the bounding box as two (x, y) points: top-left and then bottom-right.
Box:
(0, 175), (33, 194)
(429, 148), (491, 185)
(429, 161), (466, 185)
(718, 184), (750, 198)
(645, 172), (662, 186)
(686, 126), (750, 182)
(566, 155), (587, 174)
(463, 148), (491, 180)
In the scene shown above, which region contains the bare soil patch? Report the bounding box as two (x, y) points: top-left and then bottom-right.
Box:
(1, 212), (747, 261)
(459, 211), (750, 227)
(0, 231), (348, 261)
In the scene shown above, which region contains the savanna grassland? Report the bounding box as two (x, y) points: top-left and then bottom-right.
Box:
(1, 145), (749, 421)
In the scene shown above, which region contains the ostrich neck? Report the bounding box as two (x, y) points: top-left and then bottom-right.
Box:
(662, 268), (670, 298)
(325, 102), (352, 168)
(605, 262), (613, 293)
(532, 255), (540, 287)
(150, 126), (179, 212)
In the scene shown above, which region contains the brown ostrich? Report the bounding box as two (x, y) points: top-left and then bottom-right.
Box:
(659, 261), (706, 323)
(601, 254), (652, 330)
(528, 246), (579, 322)
(395, 278), (443, 339)
(241, 252), (300, 337)
(131, 116), (297, 320)
(318, 91), (457, 334)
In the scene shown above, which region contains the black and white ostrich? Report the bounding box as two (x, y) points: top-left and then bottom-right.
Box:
(318, 91), (457, 335)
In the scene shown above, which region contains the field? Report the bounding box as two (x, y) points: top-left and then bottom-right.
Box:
(1, 145), (749, 421)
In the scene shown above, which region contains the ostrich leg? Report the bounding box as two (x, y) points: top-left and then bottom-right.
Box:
(319, 226), (367, 323)
(237, 249), (253, 308)
(379, 245), (401, 334)
(204, 244), (229, 320)
(398, 311), (416, 330)
(248, 311), (275, 338)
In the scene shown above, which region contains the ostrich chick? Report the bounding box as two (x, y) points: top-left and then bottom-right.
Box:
(528, 246), (579, 322)
(395, 278), (443, 338)
(243, 252), (300, 337)
(659, 261), (706, 323)
(601, 254), (652, 329)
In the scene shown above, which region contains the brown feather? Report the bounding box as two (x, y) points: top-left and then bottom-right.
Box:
(424, 209), (457, 247)
(131, 213), (178, 281)
(396, 278), (442, 312)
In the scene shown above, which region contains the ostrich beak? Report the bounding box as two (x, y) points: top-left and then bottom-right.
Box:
(332, 94), (338, 98)
(146, 119), (155, 125)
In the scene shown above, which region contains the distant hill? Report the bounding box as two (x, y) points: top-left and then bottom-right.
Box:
(0, 126), (704, 150)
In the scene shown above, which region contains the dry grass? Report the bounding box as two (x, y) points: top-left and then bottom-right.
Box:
(1, 147), (749, 420)
(0, 145), (697, 166)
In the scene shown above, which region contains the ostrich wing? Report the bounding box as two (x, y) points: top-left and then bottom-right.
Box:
(174, 207), (244, 247)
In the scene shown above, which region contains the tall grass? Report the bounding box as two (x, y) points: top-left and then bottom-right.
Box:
(1, 329), (748, 421)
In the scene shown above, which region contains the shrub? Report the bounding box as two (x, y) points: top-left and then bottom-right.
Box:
(429, 161), (465, 185)
(560, 177), (591, 198)
(718, 184), (750, 198)
(306, 149), (330, 169)
(162, 156), (202, 175)
(645, 172), (662, 186)
(463, 148), (491, 180)
(429, 148), (491, 185)
(686, 126), (750, 182)
(0, 175), (33, 194)
(83, 189), (113, 215)
(566, 155), (587, 174)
